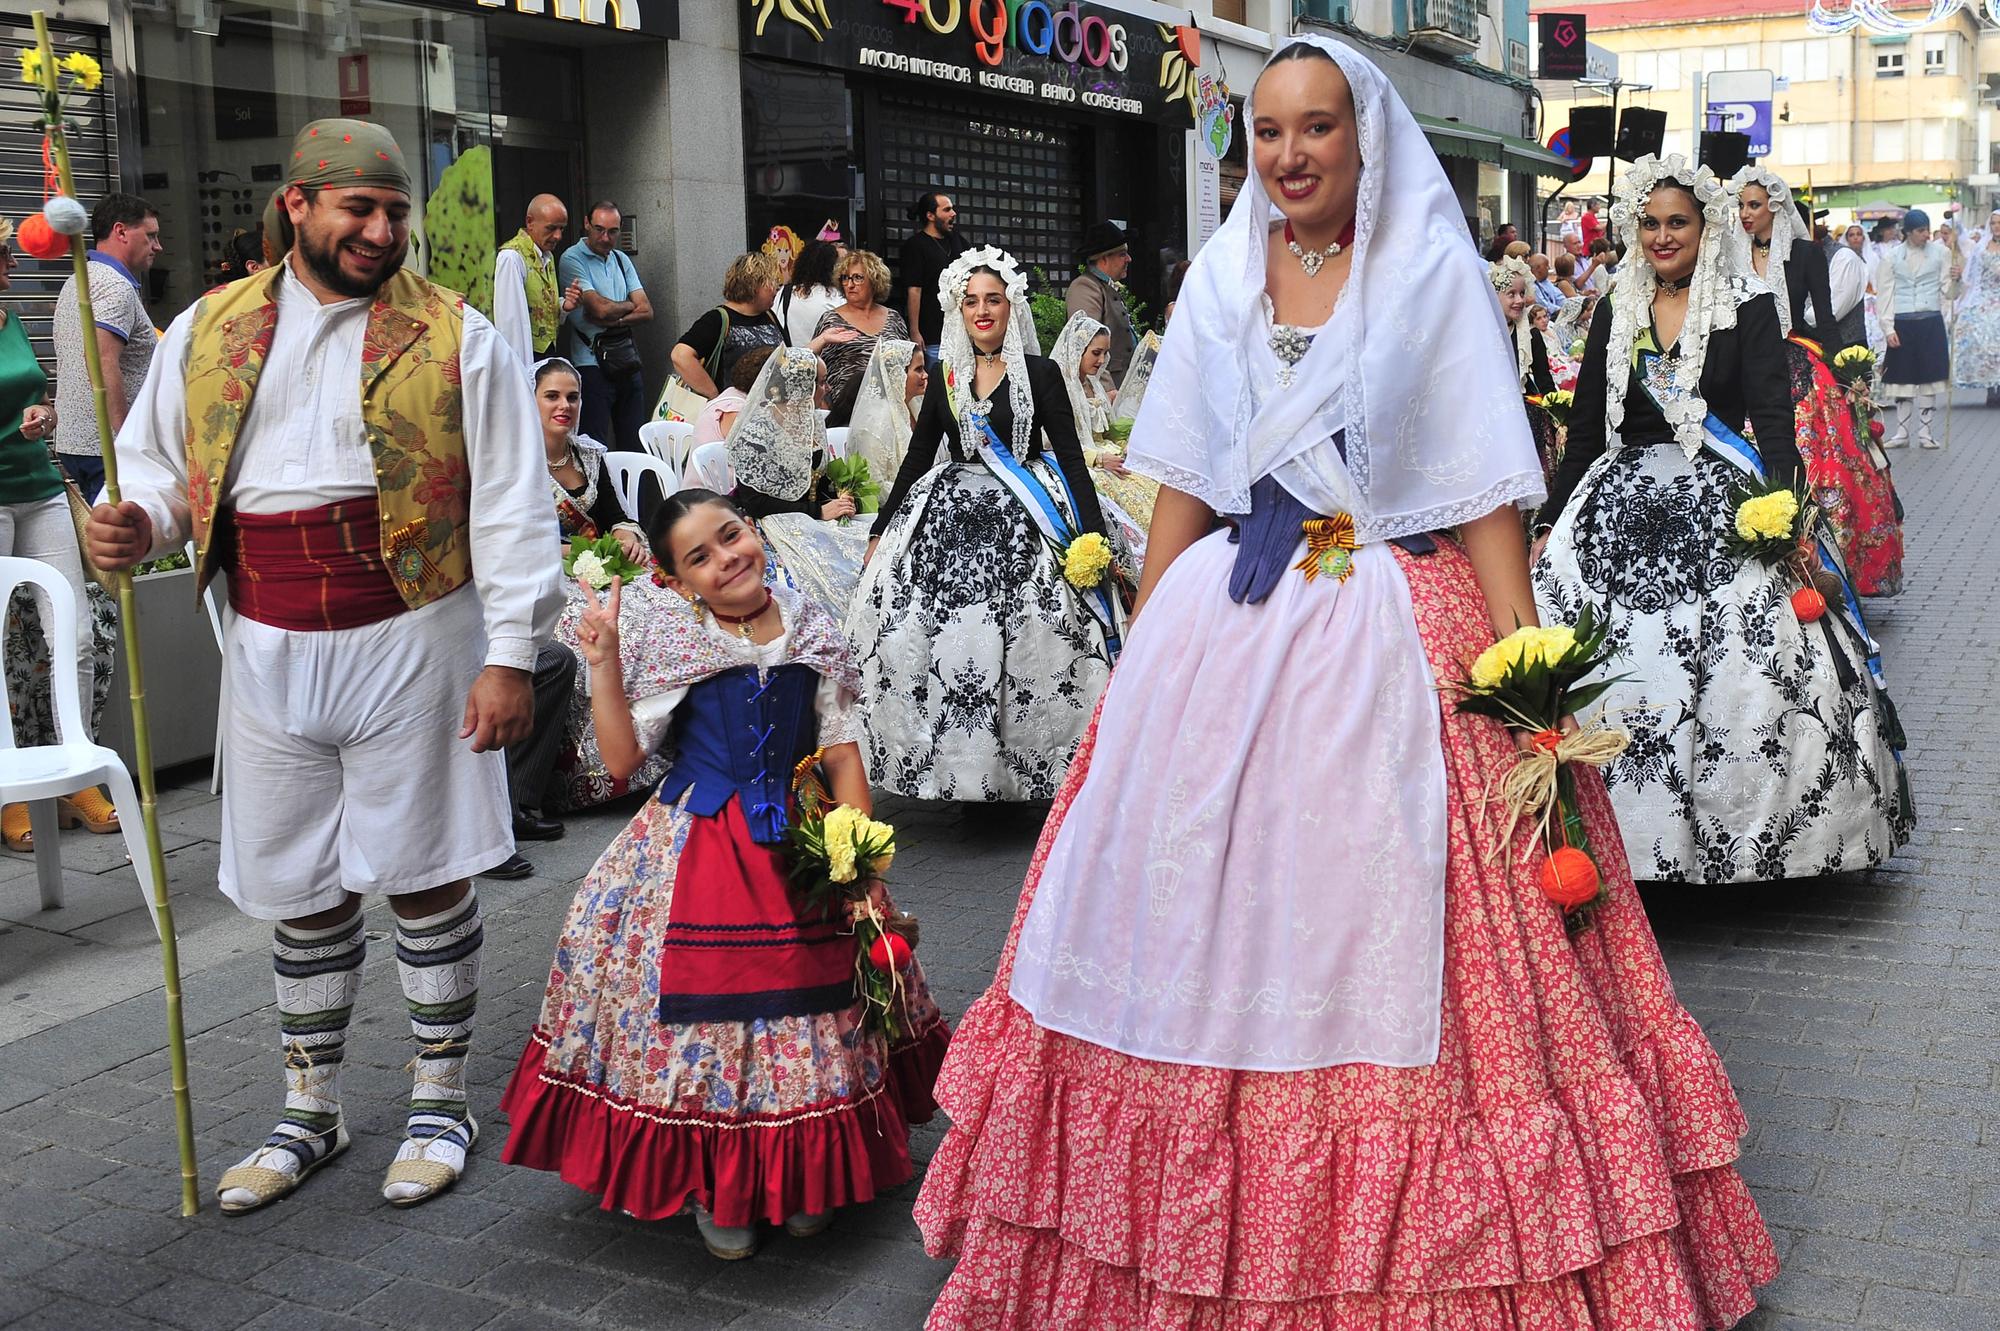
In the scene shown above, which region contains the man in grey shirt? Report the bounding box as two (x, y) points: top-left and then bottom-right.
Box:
(54, 193), (162, 498)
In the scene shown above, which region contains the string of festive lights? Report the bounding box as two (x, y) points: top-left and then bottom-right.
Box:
(1805, 0), (1991, 35)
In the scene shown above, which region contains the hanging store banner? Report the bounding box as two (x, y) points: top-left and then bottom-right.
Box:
(744, 0), (1192, 126)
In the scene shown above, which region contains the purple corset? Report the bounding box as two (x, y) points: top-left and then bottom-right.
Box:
(1222, 437), (1434, 605)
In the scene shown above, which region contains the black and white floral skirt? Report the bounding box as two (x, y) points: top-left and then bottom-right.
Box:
(1533, 443), (1913, 884)
(844, 460), (1111, 802)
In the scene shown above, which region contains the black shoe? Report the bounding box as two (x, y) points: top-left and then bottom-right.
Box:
(512, 811), (565, 842)
(481, 852), (534, 880)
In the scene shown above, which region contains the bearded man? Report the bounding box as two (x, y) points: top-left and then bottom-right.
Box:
(86, 119), (558, 1213)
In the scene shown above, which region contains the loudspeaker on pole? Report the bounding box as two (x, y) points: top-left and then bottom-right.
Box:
(1615, 107), (1667, 160)
(1569, 105), (1616, 158)
(1698, 130), (1751, 178)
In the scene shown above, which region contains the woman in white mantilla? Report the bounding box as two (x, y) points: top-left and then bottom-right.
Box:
(1535, 155), (1912, 885)
(1049, 310), (1157, 565)
(843, 335), (925, 490)
(845, 246), (1117, 803)
(724, 345), (871, 619)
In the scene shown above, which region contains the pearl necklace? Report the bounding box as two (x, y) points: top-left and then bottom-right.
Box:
(1284, 218), (1357, 278)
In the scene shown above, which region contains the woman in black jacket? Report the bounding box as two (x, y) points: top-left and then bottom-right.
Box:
(845, 248), (1118, 802)
(1532, 155), (1911, 887)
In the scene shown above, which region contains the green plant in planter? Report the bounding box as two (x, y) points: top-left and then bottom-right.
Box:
(133, 550), (192, 577)
(1029, 267), (1071, 352)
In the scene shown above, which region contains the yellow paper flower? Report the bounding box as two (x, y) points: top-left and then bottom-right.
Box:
(1734, 490), (1799, 543)
(19, 48), (45, 85)
(59, 52), (102, 91)
(1063, 532), (1112, 589)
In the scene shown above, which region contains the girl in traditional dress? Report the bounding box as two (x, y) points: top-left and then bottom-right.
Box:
(1537, 303), (1581, 391)
(1953, 209), (2000, 404)
(1536, 155), (1912, 885)
(915, 41), (1778, 1329)
(844, 336), (925, 494)
(725, 346), (871, 618)
(1729, 166), (1903, 598)
(1493, 253), (1562, 490)
(846, 246), (1118, 802)
(500, 489), (949, 1261)
(1050, 311), (1158, 566)
(534, 357), (673, 811)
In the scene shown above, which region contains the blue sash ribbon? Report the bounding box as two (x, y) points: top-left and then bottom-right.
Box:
(969, 413), (1123, 659)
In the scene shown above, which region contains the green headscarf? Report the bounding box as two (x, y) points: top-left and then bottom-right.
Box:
(286, 118), (412, 194)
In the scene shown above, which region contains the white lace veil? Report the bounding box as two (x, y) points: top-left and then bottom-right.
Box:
(1604, 154), (1755, 459)
(1126, 34), (1542, 539)
(1488, 255), (1535, 384)
(846, 336), (919, 483)
(1727, 163), (1800, 335)
(938, 245), (1038, 458)
(725, 345), (822, 500)
(1110, 329), (1158, 427)
(1049, 312), (1112, 441)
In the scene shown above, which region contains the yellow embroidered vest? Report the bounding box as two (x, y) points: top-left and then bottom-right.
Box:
(182, 264), (472, 609)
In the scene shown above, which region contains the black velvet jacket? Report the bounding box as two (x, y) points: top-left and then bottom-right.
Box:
(1543, 290), (1800, 522)
(871, 353), (1106, 540)
(1778, 236), (1842, 349)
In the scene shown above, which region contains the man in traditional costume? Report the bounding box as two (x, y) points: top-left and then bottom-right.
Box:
(492, 193), (582, 367)
(86, 119), (558, 1213)
(1878, 208), (1957, 449)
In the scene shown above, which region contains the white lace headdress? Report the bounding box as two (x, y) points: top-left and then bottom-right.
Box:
(937, 244), (1038, 458)
(1049, 312), (1112, 440)
(1604, 153), (1756, 459)
(1125, 34), (1542, 538)
(1726, 163), (1800, 335)
(845, 336), (919, 483)
(1488, 255), (1535, 385)
(724, 345), (822, 500)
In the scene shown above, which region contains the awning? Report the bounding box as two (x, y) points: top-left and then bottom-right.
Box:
(1499, 132), (1577, 179)
(1413, 112), (1503, 165)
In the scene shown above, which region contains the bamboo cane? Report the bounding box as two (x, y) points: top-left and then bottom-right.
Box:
(30, 12), (200, 1217)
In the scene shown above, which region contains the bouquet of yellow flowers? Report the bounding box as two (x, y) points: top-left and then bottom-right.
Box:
(1721, 477), (1829, 622)
(1829, 344), (1875, 388)
(785, 759), (918, 1038)
(1451, 607), (1629, 928)
(1532, 388), (1576, 430)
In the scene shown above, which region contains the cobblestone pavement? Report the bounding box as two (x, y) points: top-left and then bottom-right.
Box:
(0, 403), (1994, 1331)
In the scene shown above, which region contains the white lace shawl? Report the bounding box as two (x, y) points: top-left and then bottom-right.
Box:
(845, 336), (919, 484)
(937, 245), (1037, 459)
(725, 345), (822, 500)
(1727, 163), (1800, 335)
(1604, 154), (1754, 460)
(1126, 34), (1543, 539)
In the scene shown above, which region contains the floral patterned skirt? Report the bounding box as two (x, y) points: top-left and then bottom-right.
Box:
(499, 790), (951, 1227)
(5, 583), (116, 746)
(1787, 340), (1903, 598)
(1535, 444), (1912, 884)
(914, 539), (1779, 1330)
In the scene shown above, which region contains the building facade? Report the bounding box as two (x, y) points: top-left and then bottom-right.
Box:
(1531, 0), (1989, 221)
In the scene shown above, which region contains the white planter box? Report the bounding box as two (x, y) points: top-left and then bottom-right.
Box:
(97, 568), (223, 776)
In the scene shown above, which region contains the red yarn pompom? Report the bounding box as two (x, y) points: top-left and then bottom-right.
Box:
(1791, 587), (1827, 623)
(1539, 846), (1600, 909)
(867, 931), (913, 972)
(15, 213), (68, 260)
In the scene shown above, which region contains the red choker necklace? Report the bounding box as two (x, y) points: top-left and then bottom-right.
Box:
(704, 591), (764, 631)
(1283, 218), (1358, 277)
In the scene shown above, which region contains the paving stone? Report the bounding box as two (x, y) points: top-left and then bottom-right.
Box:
(348, 1278), (509, 1329)
(139, 1274), (283, 1330)
(246, 1252), (394, 1312)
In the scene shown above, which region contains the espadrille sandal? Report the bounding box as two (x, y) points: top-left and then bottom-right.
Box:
(216, 1122), (350, 1215)
(380, 1115), (477, 1208)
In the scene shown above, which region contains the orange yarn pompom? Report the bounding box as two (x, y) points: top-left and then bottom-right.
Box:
(14, 213), (68, 260)
(1539, 846), (1600, 909)
(1791, 587), (1827, 623)
(866, 931), (913, 972)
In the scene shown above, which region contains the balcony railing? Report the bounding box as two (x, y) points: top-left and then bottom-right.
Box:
(1409, 0), (1479, 48)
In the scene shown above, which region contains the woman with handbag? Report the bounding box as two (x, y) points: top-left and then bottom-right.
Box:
(0, 218), (117, 850)
(666, 253), (861, 422)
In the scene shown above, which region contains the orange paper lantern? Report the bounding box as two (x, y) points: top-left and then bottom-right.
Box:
(1539, 846), (1600, 910)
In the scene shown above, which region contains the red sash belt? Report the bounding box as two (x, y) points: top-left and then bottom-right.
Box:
(225, 497), (409, 632)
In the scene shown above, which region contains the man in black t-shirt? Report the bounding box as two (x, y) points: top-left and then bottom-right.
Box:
(898, 189), (969, 367)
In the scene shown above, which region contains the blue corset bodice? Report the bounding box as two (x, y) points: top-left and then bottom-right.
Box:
(658, 663), (820, 844)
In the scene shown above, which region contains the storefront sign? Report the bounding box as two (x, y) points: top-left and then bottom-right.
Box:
(468, 0), (678, 39)
(1195, 71), (1232, 160)
(1188, 130), (1221, 251)
(744, 0), (1185, 124)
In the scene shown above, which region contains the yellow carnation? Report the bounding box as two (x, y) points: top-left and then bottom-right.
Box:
(1734, 490), (1798, 543)
(1470, 632), (1529, 690)
(1527, 624), (1577, 668)
(59, 52), (102, 91)
(861, 817), (896, 874)
(1063, 532), (1112, 589)
(826, 837), (858, 884)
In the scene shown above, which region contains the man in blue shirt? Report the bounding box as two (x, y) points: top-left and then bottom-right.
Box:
(558, 201), (653, 452)
(1527, 253), (1564, 314)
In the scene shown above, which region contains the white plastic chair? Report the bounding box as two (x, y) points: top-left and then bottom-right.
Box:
(0, 557), (161, 936)
(683, 441), (734, 494)
(601, 453), (680, 523)
(824, 426), (851, 461)
(639, 419), (697, 474)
